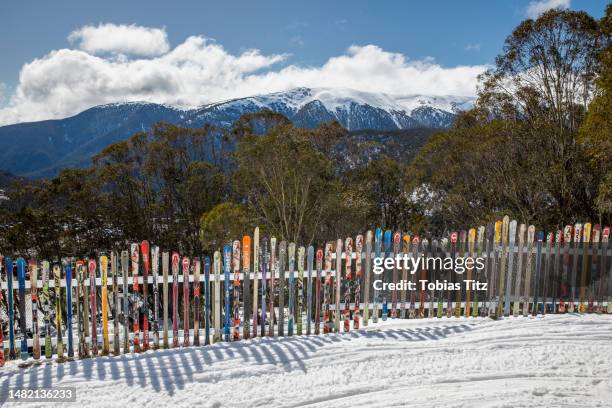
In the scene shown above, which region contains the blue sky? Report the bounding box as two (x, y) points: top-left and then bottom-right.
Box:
(0, 0), (607, 125)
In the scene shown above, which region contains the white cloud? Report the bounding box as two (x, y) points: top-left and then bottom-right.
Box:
(0, 25), (487, 126)
(68, 23), (170, 56)
(464, 43), (481, 52)
(525, 0), (570, 19)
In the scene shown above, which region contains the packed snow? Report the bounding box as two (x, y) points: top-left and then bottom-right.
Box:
(1, 314), (610, 407)
(222, 87), (474, 116)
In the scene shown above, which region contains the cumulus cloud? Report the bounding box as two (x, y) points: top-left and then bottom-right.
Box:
(526, 0), (570, 19)
(0, 25), (487, 126)
(68, 23), (170, 56)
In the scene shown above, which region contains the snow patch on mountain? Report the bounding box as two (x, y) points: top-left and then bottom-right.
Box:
(185, 87), (474, 130)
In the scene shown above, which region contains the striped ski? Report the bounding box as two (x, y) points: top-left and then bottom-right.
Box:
(100, 254), (110, 355)
(89, 260), (98, 356)
(307, 245), (314, 335)
(141, 241), (150, 350)
(343, 238), (353, 331)
(232, 240), (241, 340)
(183, 256), (190, 346)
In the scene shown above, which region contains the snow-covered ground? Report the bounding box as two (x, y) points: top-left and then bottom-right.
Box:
(1, 314), (611, 407)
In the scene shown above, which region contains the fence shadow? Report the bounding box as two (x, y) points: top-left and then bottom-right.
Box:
(0, 321), (477, 401)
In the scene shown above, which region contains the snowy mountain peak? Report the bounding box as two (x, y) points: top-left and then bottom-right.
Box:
(185, 87), (474, 130)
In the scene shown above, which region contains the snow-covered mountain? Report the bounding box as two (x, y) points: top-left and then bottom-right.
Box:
(0, 87), (473, 177)
(183, 87), (473, 130)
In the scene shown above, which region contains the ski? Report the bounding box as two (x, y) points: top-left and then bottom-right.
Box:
(481, 225), (493, 317)
(65, 263), (74, 359)
(579, 223), (592, 313)
(252, 227), (260, 338)
(334, 239), (342, 332)
(425, 238), (433, 318)
(204, 256), (211, 345)
(141, 241), (150, 351)
(162, 251), (169, 348)
(89, 259), (98, 356)
(417, 236), (425, 318)
(570, 223), (582, 313)
(400, 234), (410, 319)
(542, 232), (554, 314)
(213, 251), (221, 343)
(183, 256), (190, 347)
(455, 230), (467, 318)
(288, 242), (296, 336)
(172, 252), (180, 347)
(560, 226), (572, 313)
(131, 244), (140, 352)
(260, 237), (268, 336)
(343, 238), (353, 332)
(297, 246), (305, 335)
(41, 261), (52, 360)
(100, 254), (110, 355)
(315, 247), (323, 334)
(17, 258), (28, 361)
(30, 260), (40, 361)
(193, 257), (201, 346)
(473, 227), (485, 317)
(603, 226), (611, 314)
(54, 263), (64, 361)
(552, 230), (563, 313)
(364, 231), (373, 326)
(112, 252), (120, 354)
(503, 221), (517, 317)
(532, 231), (545, 315)
(243, 236), (252, 340)
(391, 231), (400, 318)
(522, 226), (535, 317)
(77, 261), (89, 358)
(6, 257), (15, 360)
(599, 227), (610, 313)
(323, 242), (333, 333)
(488, 222), (501, 317)
(268, 238), (276, 337)
(152, 247), (160, 349)
(278, 241), (287, 336)
(411, 235), (421, 319)
(588, 225), (601, 313)
(426, 239), (434, 318)
(382, 230), (391, 321)
(437, 238), (447, 318)
(122, 251), (130, 353)
(354, 236), (363, 329)
(223, 244), (232, 342)
(448, 232), (458, 318)
(465, 229), (476, 317)
(232, 240), (241, 340)
(307, 245), (314, 335)
(373, 228), (382, 323)
(496, 217), (509, 318)
(513, 224), (526, 316)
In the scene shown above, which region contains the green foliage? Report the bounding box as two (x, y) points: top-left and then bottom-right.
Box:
(412, 7), (610, 231)
(200, 202), (254, 251)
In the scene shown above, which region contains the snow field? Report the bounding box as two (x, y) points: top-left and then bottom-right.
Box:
(0, 314), (610, 407)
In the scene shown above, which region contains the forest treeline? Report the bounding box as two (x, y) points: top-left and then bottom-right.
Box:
(0, 7), (610, 259)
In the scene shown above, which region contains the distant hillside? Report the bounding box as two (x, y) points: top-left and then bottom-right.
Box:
(0, 87), (469, 178)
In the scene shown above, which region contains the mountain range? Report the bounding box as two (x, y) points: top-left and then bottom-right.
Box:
(0, 87), (473, 178)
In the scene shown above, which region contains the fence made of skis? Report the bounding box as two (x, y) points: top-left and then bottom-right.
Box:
(0, 218), (610, 366)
